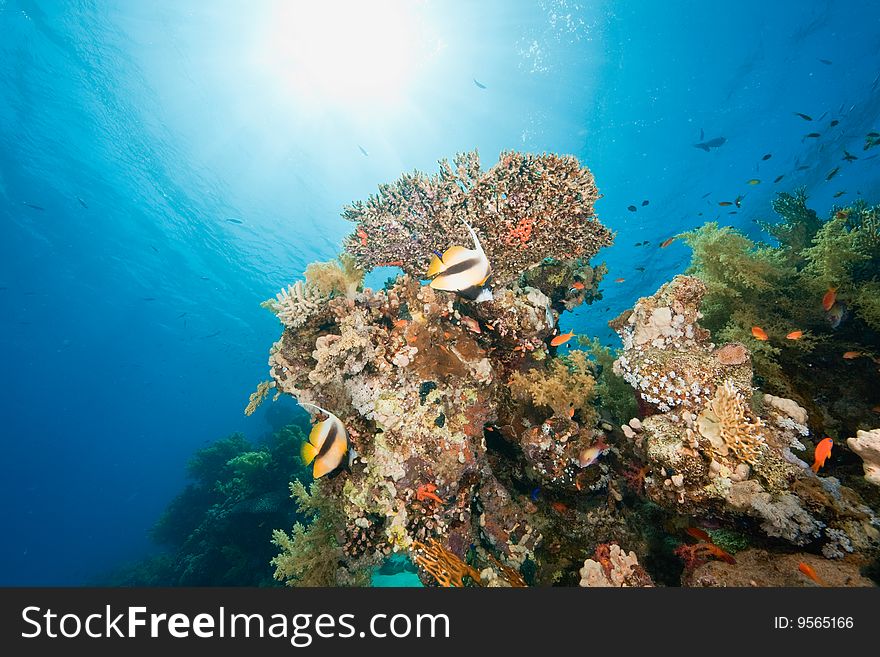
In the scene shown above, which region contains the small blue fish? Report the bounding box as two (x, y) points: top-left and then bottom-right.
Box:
(530, 487), (540, 502)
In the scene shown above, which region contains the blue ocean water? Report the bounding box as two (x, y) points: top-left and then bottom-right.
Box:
(1, 0), (878, 585)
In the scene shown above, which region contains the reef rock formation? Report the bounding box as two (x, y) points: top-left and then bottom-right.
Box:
(264, 150), (614, 585)
(578, 543), (653, 587)
(684, 548), (874, 587)
(848, 429), (880, 487)
(611, 275), (879, 558)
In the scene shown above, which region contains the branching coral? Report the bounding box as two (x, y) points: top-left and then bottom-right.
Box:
(341, 150), (612, 287)
(244, 380), (273, 416)
(262, 280), (328, 329)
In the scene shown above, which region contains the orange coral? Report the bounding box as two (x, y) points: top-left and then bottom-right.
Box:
(502, 217), (535, 247)
(415, 483), (444, 505)
(411, 539), (481, 587)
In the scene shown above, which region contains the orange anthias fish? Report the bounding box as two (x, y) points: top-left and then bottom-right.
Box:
(686, 527), (712, 542)
(703, 543), (736, 565)
(842, 351), (862, 360)
(798, 562), (827, 587)
(811, 437), (834, 473)
(570, 281), (585, 290)
(614, 277), (626, 283)
(660, 236), (676, 248)
(751, 326), (769, 341)
(786, 330), (804, 340)
(822, 286), (838, 311)
(550, 330), (575, 347)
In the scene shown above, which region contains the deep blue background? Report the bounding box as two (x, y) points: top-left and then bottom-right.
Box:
(1, 0), (878, 584)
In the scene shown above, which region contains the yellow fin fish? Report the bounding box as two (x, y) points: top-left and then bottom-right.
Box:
(426, 219), (493, 301)
(298, 402), (349, 478)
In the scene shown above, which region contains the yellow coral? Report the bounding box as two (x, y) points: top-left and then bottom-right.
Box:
(304, 253), (364, 299)
(410, 539), (481, 587)
(509, 350), (597, 419)
(244, 380), (273, 416)
(696, 380), (766, 465)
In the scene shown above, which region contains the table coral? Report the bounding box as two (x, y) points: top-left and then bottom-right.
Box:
(341, 150), (612, 288)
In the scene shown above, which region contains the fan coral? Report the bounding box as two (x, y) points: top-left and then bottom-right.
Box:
(411, 539), (481, 587)
(341, 150), (612, 287)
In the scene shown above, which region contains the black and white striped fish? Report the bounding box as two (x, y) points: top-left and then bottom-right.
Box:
(299, 402), (348, 478)
(425, 219), (493, 301)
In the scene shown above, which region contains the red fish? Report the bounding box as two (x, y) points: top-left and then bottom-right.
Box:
(786, 330), (803, 340)
(660, 236), (676, 248)
(822, 286), (837, 311)
(550, 330), (574, 347)
(704, 543), (736, 565)
(842, 351), (862, 360)
(798, 562), (826, 587)
(811, 437), (833, 473)
(686, 527), (712, 542)
(551, 501), (569, 513)
(570, 281), (585, 290)
(751, 326), (769, 341)
(614, 277), (626, 283)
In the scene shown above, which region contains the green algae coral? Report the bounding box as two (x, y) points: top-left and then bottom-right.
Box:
(508, 349), (597, 420)
(764, 187), (822, 256)
(271, 479), (371, 587)
(342, 150), (612, 287)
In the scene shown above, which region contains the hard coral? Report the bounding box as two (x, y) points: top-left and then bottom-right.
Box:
(342, 150), (612, 287)
(578, 543), (653, 587)
(411, 539), (481, 587)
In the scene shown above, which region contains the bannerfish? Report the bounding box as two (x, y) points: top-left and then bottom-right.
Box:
(426, 219), (493, 302)
(811, 437), (833, 473)
(693, 136), (726, 151)
(299, 402), (349, 478)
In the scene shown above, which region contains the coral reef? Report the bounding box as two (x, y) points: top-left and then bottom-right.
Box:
(611, 275), (879, 556)
(258, 150), (616, 587)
